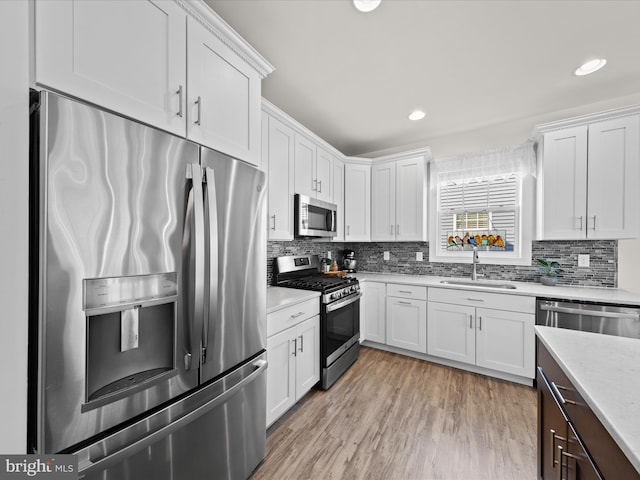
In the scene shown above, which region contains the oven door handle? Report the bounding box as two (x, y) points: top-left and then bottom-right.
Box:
(326, 292), (362, 312)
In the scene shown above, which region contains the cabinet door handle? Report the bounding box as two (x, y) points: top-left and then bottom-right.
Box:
(270, 214), (276, 231)
(317, 180), (322, 193)
(312, 179), (317, 191)
(469, 314), (473, 329)
(291, 338), (297, 357)
(195, 96), (202, 125)
(478, 316), (482, 331)
(298, 334), (304, 353)
(578, 216), (583, 231)
(176, 85), (184, 117)
(591, 215), (597, 231)
(396, 224), (400, 236)
(347, 225), (350, 236)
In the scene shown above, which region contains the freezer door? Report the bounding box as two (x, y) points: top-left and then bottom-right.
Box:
(200, 148), (267, 382)
(33, 92), (200, 453)
(75, 354), (268, 480)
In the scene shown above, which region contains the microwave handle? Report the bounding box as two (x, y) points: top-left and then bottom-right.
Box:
(327, 210), (335, 232)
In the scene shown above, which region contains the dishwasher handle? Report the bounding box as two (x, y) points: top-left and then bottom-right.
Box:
(540, 303), (640, 321)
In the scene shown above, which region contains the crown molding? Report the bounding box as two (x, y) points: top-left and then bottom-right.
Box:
(175, 0), (274, 78)
(533, 104), (640, 135)
(370, 146), (433, 164)
(262, 98), (348, 160)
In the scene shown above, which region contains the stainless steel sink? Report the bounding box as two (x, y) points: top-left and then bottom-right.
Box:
(439, 279), (517, 290)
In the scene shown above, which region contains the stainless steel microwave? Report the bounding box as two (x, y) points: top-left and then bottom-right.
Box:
(294, 194), (337, 238)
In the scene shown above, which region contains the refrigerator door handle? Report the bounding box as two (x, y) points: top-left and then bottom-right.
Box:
(185, 163), (205, 370)
(79, 359), (268, 476)
(202, 167), (219, 364)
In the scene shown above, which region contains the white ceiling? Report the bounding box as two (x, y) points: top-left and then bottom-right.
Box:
(205, 0), (640, 158)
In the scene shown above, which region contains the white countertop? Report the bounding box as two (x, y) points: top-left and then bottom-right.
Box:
(352, 272), (640, 306)
(535, 326), (640, 473)
(267, 286), (320, 314)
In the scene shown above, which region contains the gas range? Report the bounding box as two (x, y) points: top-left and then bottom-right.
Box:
(273, 254), (361, 390)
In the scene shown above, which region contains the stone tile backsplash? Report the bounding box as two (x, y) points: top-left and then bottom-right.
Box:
(267, 240), (617, 287)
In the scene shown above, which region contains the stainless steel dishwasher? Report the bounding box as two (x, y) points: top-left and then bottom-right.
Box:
(536, 299), (640, 339)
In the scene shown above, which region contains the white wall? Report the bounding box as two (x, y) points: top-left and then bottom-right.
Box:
(0, 1), (29, 454)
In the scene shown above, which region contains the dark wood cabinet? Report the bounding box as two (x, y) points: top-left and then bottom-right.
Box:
(538, 366), (568, 479)
(537, 339), (640, 480)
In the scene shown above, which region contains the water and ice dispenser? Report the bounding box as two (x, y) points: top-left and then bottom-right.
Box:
(83, 273), (178, 409)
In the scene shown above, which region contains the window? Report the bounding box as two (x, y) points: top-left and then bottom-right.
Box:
(429, 143), (535, 265)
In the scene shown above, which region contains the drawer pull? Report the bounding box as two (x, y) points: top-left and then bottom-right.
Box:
(290, 311), (306, 319)
(552, 382), (577, 406)
(467, 298), (484, 302)
(557, 445), (563, 480)
(398, 290), (413, 294)
(397, 300), (412, 305)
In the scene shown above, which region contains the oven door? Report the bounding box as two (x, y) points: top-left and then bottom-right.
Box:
(323, 293), (361, 366)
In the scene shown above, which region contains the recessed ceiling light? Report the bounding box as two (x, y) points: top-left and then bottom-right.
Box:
(409, 110), (426, 121)
(353, 0), (381, 13)
(575, 59), (607, 76)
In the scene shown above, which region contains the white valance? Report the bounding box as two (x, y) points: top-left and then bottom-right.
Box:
(431, 142), (536, 184)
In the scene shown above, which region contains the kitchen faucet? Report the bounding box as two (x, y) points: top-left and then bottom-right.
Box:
(471, 246), (483, 281)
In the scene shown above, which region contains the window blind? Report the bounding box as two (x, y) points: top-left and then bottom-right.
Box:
(438, 175), (519, 251)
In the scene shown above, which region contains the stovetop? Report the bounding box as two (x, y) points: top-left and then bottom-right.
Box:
(278, 274), (357, 293)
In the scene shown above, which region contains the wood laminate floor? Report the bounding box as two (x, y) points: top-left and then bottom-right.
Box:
(251, 347), (537, 480)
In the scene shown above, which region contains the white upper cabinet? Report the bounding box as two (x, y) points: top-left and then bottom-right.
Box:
(265, 114), (295, 240)
(294, 136), (333, 203)
(587, 116), (640, 239)
(34, 0), (272, 166)
(395, 157), (427, 240)
(186, 17), (262, 164)
(34, 0), (187, 136)
(344, 163), (371, 241)
(537, 112), (640, 240)
(294, 134), (317, 198)
(371, 155), (427, 242)
(371, 162), (396, 241)
(315, 148), (334, 203)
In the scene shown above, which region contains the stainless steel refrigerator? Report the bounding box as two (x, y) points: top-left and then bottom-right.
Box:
(29, 91), (267, 479)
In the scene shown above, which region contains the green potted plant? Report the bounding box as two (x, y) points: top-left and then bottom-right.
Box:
(536, 258), (563, 286)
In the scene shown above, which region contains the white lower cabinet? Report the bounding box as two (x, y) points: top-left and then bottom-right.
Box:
(362, 282), (386, 343)
(427, 288), (535, 379)
(386, 284), (427, 354)
(266, 299), (320, 427)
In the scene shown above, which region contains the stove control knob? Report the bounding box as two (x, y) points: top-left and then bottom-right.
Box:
(331, 292), (340, 300)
